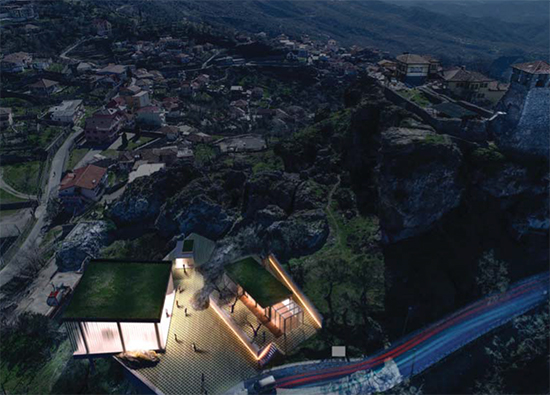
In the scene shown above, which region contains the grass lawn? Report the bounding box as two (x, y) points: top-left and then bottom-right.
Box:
(27, 127), (62, 149)
(63, 260), (173, 321)
(65, 148), (89, 171)
(124, 136), (154, 151)
(225, 257), (292, 307)
(100, 149), (119, 159)
(1, 161), (42, 195)
(0, 188), (26, 204)
(398, 88), (432, 108)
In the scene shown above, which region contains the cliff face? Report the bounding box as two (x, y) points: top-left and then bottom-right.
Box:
(494, 83), (550, 159)
(376, 128), (464, 243)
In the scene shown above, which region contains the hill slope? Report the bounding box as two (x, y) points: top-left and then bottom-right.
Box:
(134, 0), (549, 62)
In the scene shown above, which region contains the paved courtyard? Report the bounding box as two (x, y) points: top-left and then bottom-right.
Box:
(219, 296), (318, 355)
(134, 269), (259, 395)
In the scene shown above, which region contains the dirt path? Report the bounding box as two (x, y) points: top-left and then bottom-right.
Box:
(325, 174), (342, 247)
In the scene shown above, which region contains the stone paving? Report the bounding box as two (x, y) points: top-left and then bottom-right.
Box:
(135, 269), (259, 395)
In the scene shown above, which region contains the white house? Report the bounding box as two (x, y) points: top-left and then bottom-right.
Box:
(49, 100), (84, 125)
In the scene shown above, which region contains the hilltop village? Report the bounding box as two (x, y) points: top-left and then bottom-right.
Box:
(0, 1), (548, 395)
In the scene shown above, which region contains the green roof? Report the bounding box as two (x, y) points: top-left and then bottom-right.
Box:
(225, 257), (291, 307)
(63, 260), (172, 322)
(183, 239), (194, 253)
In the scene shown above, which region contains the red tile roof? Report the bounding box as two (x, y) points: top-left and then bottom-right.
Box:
(60, 165), (107, 191)
(443, 68), (493, 83)
(512, 60), (550, 75)
(29, 79), (59, 89)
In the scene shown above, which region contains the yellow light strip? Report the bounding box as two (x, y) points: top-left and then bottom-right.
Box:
(268, 256), (323, 328)
(257, 342), (274, 360)
(210, 297), (273, 361)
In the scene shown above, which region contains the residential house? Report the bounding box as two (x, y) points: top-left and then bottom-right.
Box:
(162, 97), (180, 112)
(93, 19), (112, 36)
(59, 165), (108, 211)
(230, 85), (244, 99)
(136, 106), (165, 128)
(85, 108), (124, 144)
(49, 100), (84, 125)
(28, 79), (60, 96)
(395, 53), (431, 85)
(443, 67), (500, 104)
(251, 87), (264, 100)
(185, 131), (213, 144)
(0, 108), (13, 129)
(486, 81), (510, 105)
(8, 3), (36, 21)
(76, 62), (96, 74)
(159, 125), (179, 141)
(32, 58), (52, 71)
(510, 60), (550, 89)
(180, 81), (195, 97)
(97, 64), (128, 84)
(1, 52), (32, 73)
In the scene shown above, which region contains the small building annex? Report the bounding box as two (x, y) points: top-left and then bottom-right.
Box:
(63, 259), (175, 357)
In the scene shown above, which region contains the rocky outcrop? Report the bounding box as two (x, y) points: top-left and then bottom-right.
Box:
(55, 221), (110, 271)
(265, 209), (329, 259)
(377, 128), (464, 243)
(155, 178), (236, 240)
(109, 164), (198, 226)
(494, 84), (550, 159)
(471, 155), (549, 239)
(242, 171), (301, 216)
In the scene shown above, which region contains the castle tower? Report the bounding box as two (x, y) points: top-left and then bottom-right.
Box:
(494, 60), (550, 159)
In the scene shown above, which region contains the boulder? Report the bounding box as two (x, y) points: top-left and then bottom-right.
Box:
(377, 128), (463, 243)
(55, 221), (110, 271)
(117, 350), (160, 369)
(242, 171), (301, 216)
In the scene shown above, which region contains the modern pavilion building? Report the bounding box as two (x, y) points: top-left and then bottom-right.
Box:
(223, 256), (305, 336)
(63, 259), (175, 357)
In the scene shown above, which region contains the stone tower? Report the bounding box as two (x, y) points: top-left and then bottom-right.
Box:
(494, 60), (550, 159)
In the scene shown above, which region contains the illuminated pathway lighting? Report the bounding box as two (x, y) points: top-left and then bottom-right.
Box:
(268, 255), (323, 329)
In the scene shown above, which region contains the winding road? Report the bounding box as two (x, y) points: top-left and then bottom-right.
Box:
(240, 272), (549, 394)
(0, 128), (81, 288)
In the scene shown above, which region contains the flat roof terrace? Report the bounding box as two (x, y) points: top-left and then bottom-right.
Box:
(63, 260), (172, 322)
